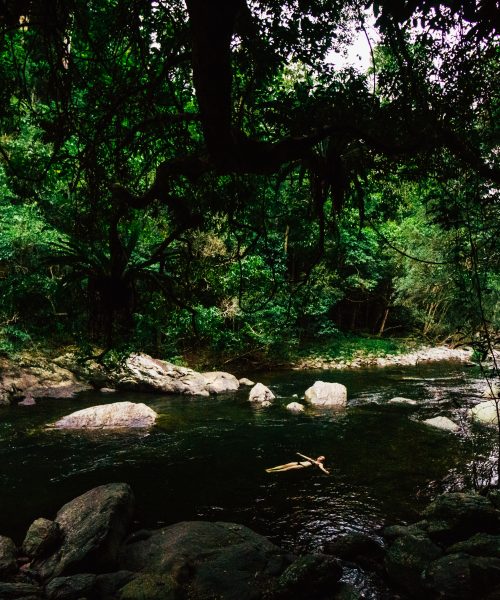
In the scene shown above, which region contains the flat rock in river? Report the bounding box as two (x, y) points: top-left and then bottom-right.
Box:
(388, 397), (417, 405)
(51, 401), (158, 429)
(422, 416), (459, 432)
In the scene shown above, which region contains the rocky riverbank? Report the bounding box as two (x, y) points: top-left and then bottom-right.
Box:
(3, 483), (500, 599)
(0, 483), (343, 600)
(293, 345), (476, 370)
(0, 344), (495, 407)
(0, 352), (247, 406)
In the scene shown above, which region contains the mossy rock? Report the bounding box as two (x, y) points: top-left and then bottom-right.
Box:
(385, 532), (442, 593)
(118, 574), (179, 600)
(277, 554), (342, 598)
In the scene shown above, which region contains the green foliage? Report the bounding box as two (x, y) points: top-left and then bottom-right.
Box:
(0, 0), (497, 362)
(299, 333), (408, 363)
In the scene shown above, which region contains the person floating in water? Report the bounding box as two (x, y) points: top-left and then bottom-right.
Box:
(266, 452), (330, 475)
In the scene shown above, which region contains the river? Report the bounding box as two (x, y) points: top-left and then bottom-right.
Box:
(0, 361), (494, 562)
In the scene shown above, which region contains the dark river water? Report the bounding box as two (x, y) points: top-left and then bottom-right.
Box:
(0, 362), (493, 561)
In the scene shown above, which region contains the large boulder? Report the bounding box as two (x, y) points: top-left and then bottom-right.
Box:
(472, 400), (500, 426)
(0, 535), (17, 578)
(108, 354), (210, 396)
(201, 371), (239, 394)
(34, 483), (134, 580)
(51, 402), (158, 429)
(119, 521), (292, 599)
(304, 381), (347, 407)
(248, 383), (275, 404)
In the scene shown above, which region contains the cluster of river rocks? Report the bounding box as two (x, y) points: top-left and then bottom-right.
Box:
(0, 345), (485, 407)
(1, 351), (499, 433)
(0, 482), (343, 600)
(3, 483), (500, 599)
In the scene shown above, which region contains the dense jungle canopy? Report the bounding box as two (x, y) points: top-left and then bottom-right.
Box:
(0, 0), (498, 361)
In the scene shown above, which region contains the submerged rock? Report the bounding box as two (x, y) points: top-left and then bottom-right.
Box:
(304, 381), (347, 407)
(422, 416), (460, 432)
(471, 400), (500, 426)
(34, 483), (134, 580)
(52, 401), (158, 429)
(238, 377), (254, 386)
(324, 532), (385, 568)
(18, 392), (36, 406)
(286, 402), (305, 413)
(387, 397), (417, 405)
(201, 371), (239, 394)
(483, 383), (500, 399)
(248, 382), (275, 403)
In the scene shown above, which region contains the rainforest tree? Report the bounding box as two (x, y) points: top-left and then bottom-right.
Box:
(0, 0), (497, 357)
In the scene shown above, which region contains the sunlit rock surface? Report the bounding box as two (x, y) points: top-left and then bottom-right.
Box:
(471, 400), (500, 426)
(248, 382), (275, 403)
(201, 371), (239, 394)
(52, 401), (158, 429)
(422, 416), (459, 432)
(304, 381), (347, 407)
